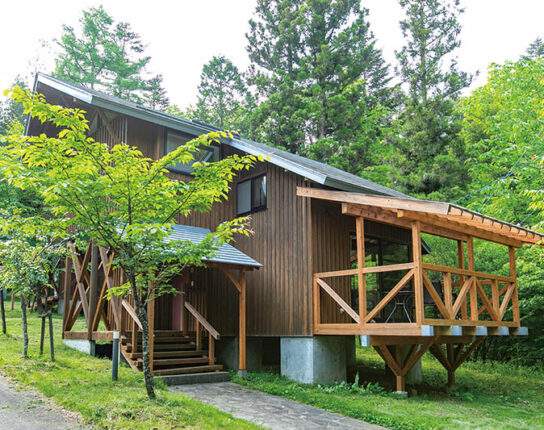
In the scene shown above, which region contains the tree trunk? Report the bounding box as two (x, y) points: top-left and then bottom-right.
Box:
(1, 287), (6, 335)
(134, 296), (155, 399)
(48, 311), (55, 361)
(21, 296), (28, 358)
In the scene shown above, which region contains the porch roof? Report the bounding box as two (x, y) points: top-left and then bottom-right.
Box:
(297, 187), (544, 247)
(165, 224), (262, 269)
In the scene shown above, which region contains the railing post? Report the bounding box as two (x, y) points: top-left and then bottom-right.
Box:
(196, 320), (201, 351)
(313, 275), (320, 331)
(467, 237), (478, 321)
(509, 246), (520, 325)
(238, 270), (247, 377)
(147, 289), (155, 375)
(457, 240), (468, 320)
(411, 221), (424, 325)
(356, 216), (366, 323)
(208, 333), (215, 365)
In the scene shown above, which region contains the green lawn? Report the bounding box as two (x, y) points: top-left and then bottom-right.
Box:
(233, 347), (544, 430)
(0, 304), (259, 429)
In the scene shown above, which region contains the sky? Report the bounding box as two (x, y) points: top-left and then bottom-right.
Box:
(1, 0), (544, 108)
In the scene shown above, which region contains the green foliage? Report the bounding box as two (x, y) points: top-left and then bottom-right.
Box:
(0, 76), (27, 136)
(389, 0), (472, 199)
(54, 5), (168, 108)
(0, 306), (258, 429)
(187, 55), (254, 133)
(246, 0), (392, 155)
(0, 86), (259, 396)
(235, 348), (544, 429)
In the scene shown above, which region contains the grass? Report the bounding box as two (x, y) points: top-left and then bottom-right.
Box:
(0, 303), (259, 429)
(233, 347), (544, 430)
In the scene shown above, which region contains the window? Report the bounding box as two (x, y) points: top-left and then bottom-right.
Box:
(165, 131), (219, 174)
(237, 175), (267, 215)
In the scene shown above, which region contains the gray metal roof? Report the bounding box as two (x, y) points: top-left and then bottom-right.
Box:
(165, 224), (261, 269)
(32, 73), (410, 198)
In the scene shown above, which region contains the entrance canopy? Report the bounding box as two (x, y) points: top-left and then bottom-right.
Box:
(297, 187), (544, 248)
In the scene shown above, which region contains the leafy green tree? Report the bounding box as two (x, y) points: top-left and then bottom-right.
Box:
(0, 77), (27, 136)
(458, 58), (544, 365)
(390, 0), (472, 199)
(54, 6), (168, 108)
(1, 87), (259, 398)
(188, 56), (253, 133)
(246, 0), (392, 154)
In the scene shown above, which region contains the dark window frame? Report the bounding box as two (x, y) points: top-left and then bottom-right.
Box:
(163, 129), (220, 175)
(236, 173), (267, 216)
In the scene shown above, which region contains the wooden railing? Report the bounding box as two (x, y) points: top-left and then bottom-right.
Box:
(184, 301), (220, 366)
(313, 261), (519, 335)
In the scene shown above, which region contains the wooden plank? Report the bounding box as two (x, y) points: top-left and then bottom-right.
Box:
(467, 237), (478, 321)
(64, 331), (114, 341)
(475, 280), (499, 321)
(412, 222), (424, 325)
(122, 299), (143, 330)
(343, 203), (470, 242)
(374, 345), (403, 376)
(509, 247), (520, 325)
(316, 278), (360, 323)
(458, 240), (468, 319)
(209, 334), (215, 365)
(364, 270), (414, 323)
(369, 335), (474, 346)
(62, 256), (72, 335)
(499, 284), (515, 320)
(184, 302), (220, 340)
(451, 278), (473, 318)
(148, 290), (155, 375)
(422, 272), (450, 319)
(314, 263), (415, 279)
(423, 318), (517, 327)
(315, 322), (423, 336)
(401, 343), (432, 376)
(491, 279), (500, 317)
(421, 263), (514, 284)
(443, 272), (453, 315)
(297, 186), (450, 215)
(356, 216), (366, 320)
(239, 270), (246, 371)
(398, 210), (524, 247)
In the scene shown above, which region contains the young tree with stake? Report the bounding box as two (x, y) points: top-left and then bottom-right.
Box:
(0, 87), (260, 399)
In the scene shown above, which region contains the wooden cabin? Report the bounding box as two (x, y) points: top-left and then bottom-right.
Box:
(27, 73), (540, 390)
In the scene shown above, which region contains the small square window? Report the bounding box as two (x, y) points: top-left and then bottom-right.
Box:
(165, 131), (219, 174)
(236, 174), (267, 215)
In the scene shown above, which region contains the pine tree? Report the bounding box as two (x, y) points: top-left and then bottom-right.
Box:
(191, 56), (253, 133)
(524, 37), (544, 59)
(246, 0), (392, 155)
(54, 6), (168, 108)
(390, 0), (472, 199)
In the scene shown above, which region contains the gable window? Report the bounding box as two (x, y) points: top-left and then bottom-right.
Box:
(237, 174), (267, 215)
(165, 130), (219, 174)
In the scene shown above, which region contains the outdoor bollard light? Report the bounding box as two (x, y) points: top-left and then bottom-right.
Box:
(112, 330), (119, 381)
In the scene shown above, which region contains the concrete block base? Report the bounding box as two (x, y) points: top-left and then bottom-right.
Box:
(157, 371), (230, 386)
(281, 336), (347, 384)
(62, 339), (96, 356)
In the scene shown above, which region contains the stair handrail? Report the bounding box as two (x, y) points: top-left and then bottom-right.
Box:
(184, 302), (220, 340)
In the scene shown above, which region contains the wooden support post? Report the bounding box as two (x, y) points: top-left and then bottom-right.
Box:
(313, 275), (320, 330)
(132, 318), (138, 354)
(356, 216), (366, 321)
(196, 320), (201, 351)
(467, 237), (478, 321)
(88, 244), (99, 340)
(180, 281), (187, 336)
(412, 221), (424, 325)
(509, 247), (520, 325)
(457, 241), (468, 320)
(147, 291), (155, 375)
(209, 333), (215, 365)
(446, 343), (455, 386)
(11, 294), (15, 311)
(239, 270), (247, 375)
(62, 256), (72, 336)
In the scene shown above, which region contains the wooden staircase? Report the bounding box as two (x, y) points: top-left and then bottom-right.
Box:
(121, 330), (223, 376)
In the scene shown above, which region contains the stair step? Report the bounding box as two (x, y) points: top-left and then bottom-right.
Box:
(153, 364), (223, 376)
(122, 342), (196, 351)
(126, 350), (208, 360)
(138, 357), (210, 367)
(121, 336), (196, 344)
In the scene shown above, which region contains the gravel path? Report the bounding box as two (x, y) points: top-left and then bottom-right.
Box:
(0, 375), (86, 430)
(171, 382), (385, 430)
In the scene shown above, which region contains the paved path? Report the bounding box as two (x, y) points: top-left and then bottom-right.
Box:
(171, 382), (385, 429)
(0, 375), (85, 430)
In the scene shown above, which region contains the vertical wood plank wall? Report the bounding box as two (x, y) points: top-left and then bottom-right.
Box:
(87, 111), (411, 336)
